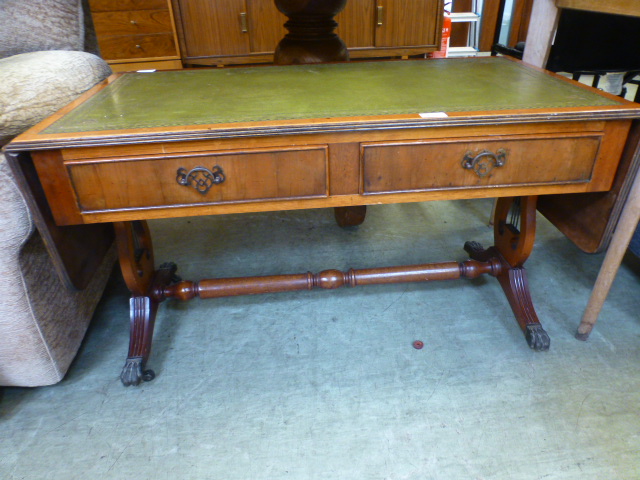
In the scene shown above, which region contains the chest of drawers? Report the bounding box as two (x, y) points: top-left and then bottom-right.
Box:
(89, 0), (182, 72)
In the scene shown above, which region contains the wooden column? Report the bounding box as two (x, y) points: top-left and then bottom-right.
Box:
(273, 0), (349, 64)
(273, 0), (365, 227)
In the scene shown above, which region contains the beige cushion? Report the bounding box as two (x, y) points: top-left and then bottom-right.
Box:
(0, 153), (116, 387)
(0, 48), (114, 386)
(0, 0), (84, 59)
(0, 50), (112, 144)
(0, 154), (34, 260)
(0, 1), (116, 387)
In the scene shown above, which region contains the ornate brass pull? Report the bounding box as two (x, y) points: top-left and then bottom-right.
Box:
(377, 5), (384, 26)
(461, 149), (507, 178)
(240, 12), (248, 33)
(176, 166), (225, 194)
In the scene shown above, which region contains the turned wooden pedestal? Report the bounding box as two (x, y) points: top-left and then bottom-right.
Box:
(273, 0), (349, 64)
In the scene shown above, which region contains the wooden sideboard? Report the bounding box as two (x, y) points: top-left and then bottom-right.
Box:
(89, 0), (444, 68)
(170, 0), (443, 66)
(89, 0), (182, 72)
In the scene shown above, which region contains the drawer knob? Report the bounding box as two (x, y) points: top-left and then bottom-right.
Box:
(176, 166), (225, 194)
(461, 149), (507, 178)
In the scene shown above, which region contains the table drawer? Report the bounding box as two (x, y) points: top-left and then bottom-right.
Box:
(362, 134), (602, 194)
(93, 10), (174, 36)
(89, 0), (168, 12)
(68, 146), (328, 211)
(98, 33), (177, 60)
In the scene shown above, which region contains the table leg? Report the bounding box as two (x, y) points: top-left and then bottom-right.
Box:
(465, 196), (550, 351)
(334, 206), (367, 227)
(114, 197), (549, 386)
(577, 162), (640, 340)
(115, 221), (177, 386)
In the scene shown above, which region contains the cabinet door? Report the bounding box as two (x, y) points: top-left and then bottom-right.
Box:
(175, 0), (250, 57)
(375, 0), (442, 48)
(336, 0), (375, 48)
(246, 0), (287, 53)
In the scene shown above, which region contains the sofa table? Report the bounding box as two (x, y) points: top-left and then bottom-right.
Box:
(6, 57), (640, 386)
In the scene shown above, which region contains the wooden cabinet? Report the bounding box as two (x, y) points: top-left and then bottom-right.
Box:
(381, 0), (442, 50)
(171, 0), (286, 61)
(172, 0), (443, 66)
(89, 0), (182, 72)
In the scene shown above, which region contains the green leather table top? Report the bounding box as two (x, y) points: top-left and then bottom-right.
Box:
(44, 57), (624, 134)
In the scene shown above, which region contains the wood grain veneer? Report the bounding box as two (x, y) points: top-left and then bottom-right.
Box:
(98, 33), (176, 60)
(361, 134), (602, 194)
(92, 9), (174, 36)
(374, 0), (441, 48)
(89, 0), (168, 12)
(67, 146), (329, 211)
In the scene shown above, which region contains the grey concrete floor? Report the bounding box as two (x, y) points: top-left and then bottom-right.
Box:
(2, 198), (640, 479)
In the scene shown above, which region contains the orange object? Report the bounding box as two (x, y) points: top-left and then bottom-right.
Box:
(428, 14), (451, 58)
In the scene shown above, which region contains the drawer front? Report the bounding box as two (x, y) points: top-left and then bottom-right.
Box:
(362, 134), (602, 194)
(93, 10), (173, 36)
(99, 33), (177, 59)
(68, 147), (328, 211)
(89, 0), (168, 12)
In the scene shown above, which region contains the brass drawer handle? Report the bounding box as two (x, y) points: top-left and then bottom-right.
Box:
(461, 149), (507, 177)
(176, 166), (225, 194)
(240, 12), (248, 33)
(377, 5), (384, 26)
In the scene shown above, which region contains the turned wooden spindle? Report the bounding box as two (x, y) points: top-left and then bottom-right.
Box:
(273, 0), (349, 64)
(161, 259), (503, 301)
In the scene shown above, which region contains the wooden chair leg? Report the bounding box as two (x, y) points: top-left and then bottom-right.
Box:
(577, 165), (640, 340)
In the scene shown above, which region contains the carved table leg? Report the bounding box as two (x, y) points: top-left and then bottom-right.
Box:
(115, 221), (177, 386)
(465, 196), (550, 351)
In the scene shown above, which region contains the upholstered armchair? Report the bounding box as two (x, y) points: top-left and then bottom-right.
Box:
(0, 0), (116, 386)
